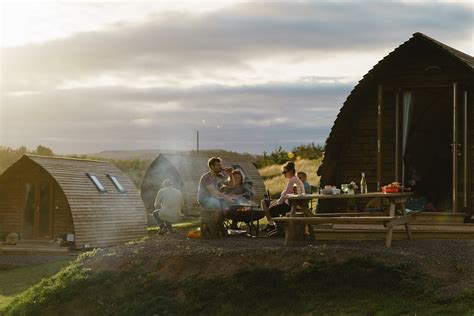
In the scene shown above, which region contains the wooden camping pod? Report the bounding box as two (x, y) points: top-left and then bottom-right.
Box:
(0, 155), (147, 249)
(141, 154), (266, 216)
(317, 33), (474, 216)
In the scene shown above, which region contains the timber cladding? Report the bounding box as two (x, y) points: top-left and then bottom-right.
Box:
(141, 154), (266, 216)
(317, 32), (474, 215)
(0, 155), (147, 248)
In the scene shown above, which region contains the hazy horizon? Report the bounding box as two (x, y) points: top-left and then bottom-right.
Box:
(1, 1), (473, 154)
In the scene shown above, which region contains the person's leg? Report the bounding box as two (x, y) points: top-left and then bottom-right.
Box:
(268, 203), (291, 236)
(261, 199), (273, 222)
(152, 210), (165, 227)
(261, 199), (276, 231)
(153, 210), (169, 235)
(165, 221), (176, 233)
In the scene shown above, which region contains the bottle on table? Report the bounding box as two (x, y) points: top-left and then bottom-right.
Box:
(360, 172), (368, 194)
(293, 183), (298, 195)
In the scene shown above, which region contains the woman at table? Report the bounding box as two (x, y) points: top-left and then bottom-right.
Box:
(223, 169), (254, 229)
(261, 161), (305, 237)
(223, 169), (253, 204)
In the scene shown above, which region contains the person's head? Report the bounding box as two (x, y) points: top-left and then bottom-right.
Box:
(207, 157), (222, 174)
(162, 179), (172, 187)
(232, 170), (244, 185)
(282, 162), (296, 178)
(297, 171), (307, 183)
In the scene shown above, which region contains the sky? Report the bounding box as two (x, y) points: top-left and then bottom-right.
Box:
(0, 0), (473, 155)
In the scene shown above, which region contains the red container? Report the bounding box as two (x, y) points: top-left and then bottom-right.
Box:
(382, 186), (399, 193)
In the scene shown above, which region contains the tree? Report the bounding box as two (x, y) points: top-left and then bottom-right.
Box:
(34, 145), (54, 156)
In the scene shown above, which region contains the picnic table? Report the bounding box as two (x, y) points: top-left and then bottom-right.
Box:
(274, 192), (414, 247)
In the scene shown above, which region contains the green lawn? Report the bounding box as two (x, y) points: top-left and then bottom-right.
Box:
(0, 258), (72, 309)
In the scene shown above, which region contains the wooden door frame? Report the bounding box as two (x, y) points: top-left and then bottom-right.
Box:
(23, 178), (54, 240)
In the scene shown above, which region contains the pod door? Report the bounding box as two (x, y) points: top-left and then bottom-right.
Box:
(23, 181), (53, 239)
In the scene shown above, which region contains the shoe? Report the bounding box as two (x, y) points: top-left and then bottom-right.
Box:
(158, 226), (169, 235)
(261, 224), (275, 233)
(267, 225), (279, 237)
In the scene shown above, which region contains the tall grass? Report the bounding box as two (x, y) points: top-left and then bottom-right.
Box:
(259, 158), (322, 196)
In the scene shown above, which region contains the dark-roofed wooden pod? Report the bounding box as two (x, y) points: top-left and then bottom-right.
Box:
(317, 33), (474, 216)
(0, 155), (147, 248)
(141, 154), (266, 216)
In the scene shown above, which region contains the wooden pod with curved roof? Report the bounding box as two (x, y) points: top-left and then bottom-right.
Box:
(141, 154), (266, 216)
(317, 33), (474, 216)
(0, 155), (147, 248)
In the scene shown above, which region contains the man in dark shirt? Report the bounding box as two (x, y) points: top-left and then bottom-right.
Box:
(197, 157), (235, 209)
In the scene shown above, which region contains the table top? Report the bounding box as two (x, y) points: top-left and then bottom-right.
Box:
(285, 192), (413, 200)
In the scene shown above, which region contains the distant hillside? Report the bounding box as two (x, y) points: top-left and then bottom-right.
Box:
(90, 149), (258, 161)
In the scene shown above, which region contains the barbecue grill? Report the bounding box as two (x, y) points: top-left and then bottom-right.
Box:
(225, 204), (265, 236)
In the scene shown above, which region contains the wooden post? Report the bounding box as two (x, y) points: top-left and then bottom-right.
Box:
(453, 83), (458, 213)
(377, 85), (384, 192)
(395, 91), (400, 183)
(200, 209), (225, 238)
(463, 90), (468, 209)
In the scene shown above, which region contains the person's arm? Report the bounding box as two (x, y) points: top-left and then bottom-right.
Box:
(278, 178), (295, 204)
(206, 184), (234, 201)
(223, 169), (235, 188)
(154, 190), (163, 210)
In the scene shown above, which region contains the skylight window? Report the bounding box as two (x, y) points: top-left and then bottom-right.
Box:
(107, 174), (126, 193)
(86, 173), (107, 193)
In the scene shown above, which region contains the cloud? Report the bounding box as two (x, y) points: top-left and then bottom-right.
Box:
(1, 1), (472, 153)
(0, 81), (352, 153)
(2, 1), (472, 92)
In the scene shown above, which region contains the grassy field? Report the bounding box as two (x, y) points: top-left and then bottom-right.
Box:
(259, 158), (321, 197)
(0, 259), (72, 309)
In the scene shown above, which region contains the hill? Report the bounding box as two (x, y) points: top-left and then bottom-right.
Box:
(1, 233), (473, 315)
(90, 149), (258, 161)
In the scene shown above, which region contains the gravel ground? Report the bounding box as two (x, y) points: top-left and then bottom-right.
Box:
(79, 232), (474, 294)
(2, 233), (473, 293)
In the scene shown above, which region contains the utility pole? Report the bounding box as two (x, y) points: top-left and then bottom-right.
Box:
(196, 130), (200, 152)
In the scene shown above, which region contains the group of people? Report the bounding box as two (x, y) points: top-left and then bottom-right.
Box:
(152, 156), (311, 237)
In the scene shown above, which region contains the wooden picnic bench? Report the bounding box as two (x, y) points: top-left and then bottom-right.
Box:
(273, 192), (414, 248)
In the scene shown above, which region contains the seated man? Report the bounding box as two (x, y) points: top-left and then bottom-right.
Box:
(197, 157), (235, 209)
(152, 179), (185, 234)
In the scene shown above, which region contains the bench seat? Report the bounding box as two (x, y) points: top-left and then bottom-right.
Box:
(274, 214), (413, 247)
